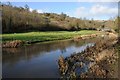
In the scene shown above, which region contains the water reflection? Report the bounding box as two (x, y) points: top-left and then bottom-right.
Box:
(2, 39), (94, 78)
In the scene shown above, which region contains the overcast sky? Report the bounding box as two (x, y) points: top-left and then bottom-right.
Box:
(2, 1), (119, 20)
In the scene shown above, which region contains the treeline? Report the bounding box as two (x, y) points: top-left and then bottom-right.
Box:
(1, 3), (118, 33)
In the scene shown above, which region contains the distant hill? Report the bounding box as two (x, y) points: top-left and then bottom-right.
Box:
(1, 3), (118, 33)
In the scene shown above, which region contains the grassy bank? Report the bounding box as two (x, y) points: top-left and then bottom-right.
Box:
(2, 30), (98, 43)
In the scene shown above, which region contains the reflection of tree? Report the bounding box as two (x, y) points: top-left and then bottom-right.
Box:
(2, 40), (71, 64)
(60, 48), (67, 54)
(3, 39), (92, 64)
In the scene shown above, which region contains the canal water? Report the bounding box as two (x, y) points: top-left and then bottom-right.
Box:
(2, 39), (94, 78)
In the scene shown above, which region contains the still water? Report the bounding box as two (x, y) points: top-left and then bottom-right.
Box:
(2, 39), (94, 78)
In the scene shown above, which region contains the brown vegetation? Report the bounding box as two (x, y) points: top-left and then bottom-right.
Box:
(73, 34), (98, 41)
(2, 40), (24, 48)
(58, 33), (118, 78)
(58, 56), (68, 75)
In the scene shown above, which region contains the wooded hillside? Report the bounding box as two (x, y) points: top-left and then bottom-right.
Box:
(0, 3), (118, 33)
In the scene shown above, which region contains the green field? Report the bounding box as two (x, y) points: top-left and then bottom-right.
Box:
(2, 30), (98, 43)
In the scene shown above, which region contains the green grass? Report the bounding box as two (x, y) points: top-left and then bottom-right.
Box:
(1, 30), (98, 43)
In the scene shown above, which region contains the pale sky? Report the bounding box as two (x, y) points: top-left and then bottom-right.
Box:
(1, 1), (119, 20)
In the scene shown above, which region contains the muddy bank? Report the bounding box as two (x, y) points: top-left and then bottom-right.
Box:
(58, 33), (118, 78)
(2, 40), (24, 48)
(73, 34), (97, 42)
